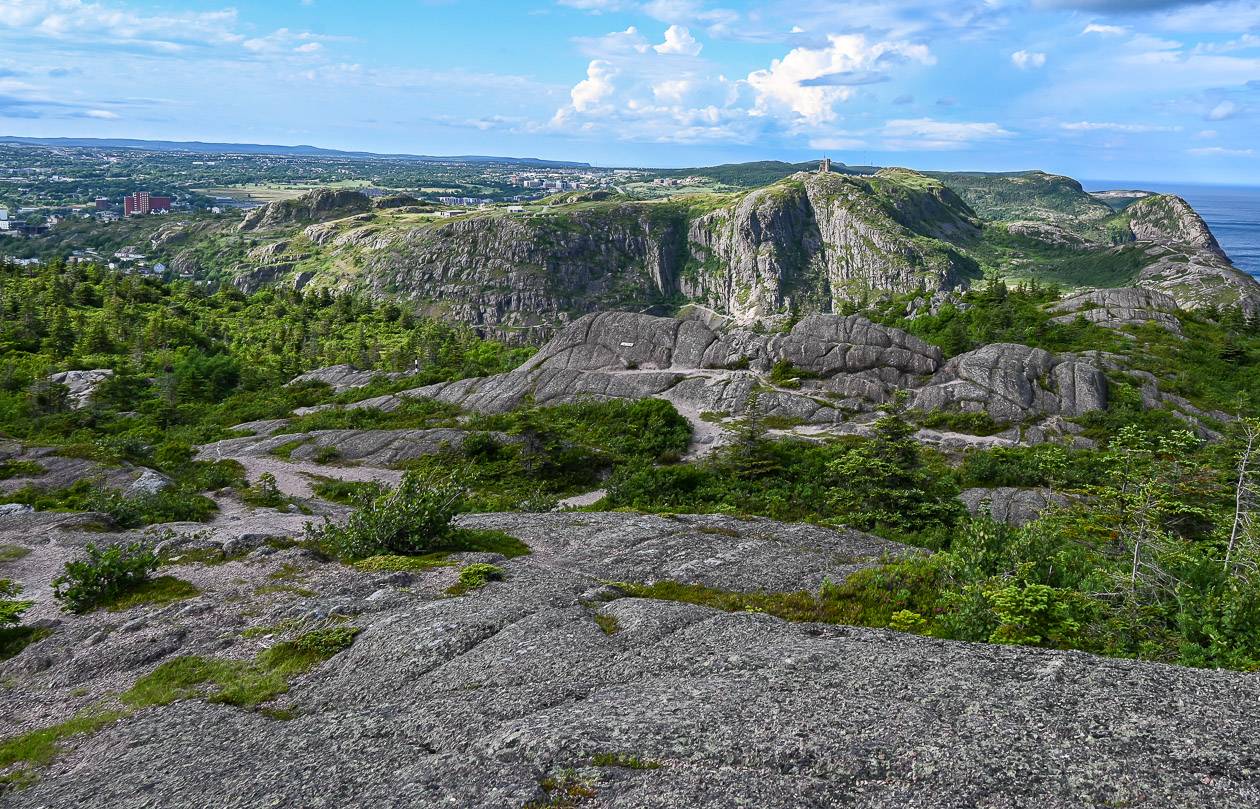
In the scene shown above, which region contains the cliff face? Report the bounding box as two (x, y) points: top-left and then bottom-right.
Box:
(219, 172), (1260, 338)
(357, 170), (982, 334)
(1123, 194), (1227, 257)
(363, 204), (693, 337)
(683, 171), (980, 319)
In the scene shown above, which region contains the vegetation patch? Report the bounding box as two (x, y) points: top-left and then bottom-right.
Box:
(104, 575), (200, 612)
(0, 481), (217, 528)
(0, 626), (361, 787)
(0, 460), (44, 481)
(594, 614), (621, 635)
(52, 542), (159, 614)
(446, 563), (505, 595)
(0, 545), (30, 564)
(591, 752), (661, 769)
(352, 553), (453, 573)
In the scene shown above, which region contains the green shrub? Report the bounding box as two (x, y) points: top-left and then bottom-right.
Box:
(242, 472), (285, 508)
(0, 480), (217, 527)
(0, 460), (44, 481)
(52, 542), (158, 614)
(0, 579), (29, 628)
(305, 471), (463, 560)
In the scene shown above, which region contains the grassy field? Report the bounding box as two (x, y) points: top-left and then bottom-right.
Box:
(194, 180), (372, 204)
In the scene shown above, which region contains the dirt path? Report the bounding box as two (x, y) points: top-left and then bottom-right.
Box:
(202, 449), (404, 500)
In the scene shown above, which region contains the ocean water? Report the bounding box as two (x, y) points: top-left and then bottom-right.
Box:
(1085, 180), (1260, 281)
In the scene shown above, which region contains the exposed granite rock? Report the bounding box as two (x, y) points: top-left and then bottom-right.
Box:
(1135, 243), (1260, 317)
(197, 428), (517, 468)
(330, 312), (1112, 449)
(1125, 194), (1227, 258)
(1050, 287), (1183, 335)
(124, 469), (173, 497)
(913, 343), (1107, 422)
(238, 189), (372, 232)
(2, 508), (1258, 808)
(286, 364), (405, 394)
(45, 369), (113, 409)
(960, 486), (1071, 526)
(1005, 220), (1099, 249)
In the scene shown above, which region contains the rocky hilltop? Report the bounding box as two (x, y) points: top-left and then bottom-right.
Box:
(205, 166), (1260, 339)
(3, 507), (1258, 808)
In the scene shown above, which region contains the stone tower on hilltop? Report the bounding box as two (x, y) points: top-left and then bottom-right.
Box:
(819, 157), (832, 173)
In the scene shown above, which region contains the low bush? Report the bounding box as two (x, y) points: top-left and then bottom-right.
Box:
(0, 480), (217, 527)
(52, 542), (158, 614)
(305, 471), (463, 560)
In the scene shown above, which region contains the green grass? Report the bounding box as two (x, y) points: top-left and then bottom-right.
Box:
(103, 576), (200, 612)
(0, 706), (126, 771)
(308, 476), (379, 505)
(594, 614), (621, 635)
(441, 528), (530, 558)
(254, 583), (317, 598)
(269, 439), (307, 461)
(0, 460), (44, 481)
(0, 545), (30, 564)
(446, 563), (505, 595)
(0, 626), (362, 786)
(159, 546), (247, 567)
(352, 553), (453, 573)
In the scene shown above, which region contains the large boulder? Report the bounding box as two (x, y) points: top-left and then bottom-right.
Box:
(1050, 287), (1183, 335)
(913, 343), (1107, 422)
(45, 369), (113, 409)
(960, 486), (1071, 526)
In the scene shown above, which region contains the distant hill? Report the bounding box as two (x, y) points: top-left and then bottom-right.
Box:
(0, 136), (590, 168)
(651, 160), (879, 187)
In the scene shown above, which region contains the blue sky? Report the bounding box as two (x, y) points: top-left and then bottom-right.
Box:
(1, 0), (1258, 182)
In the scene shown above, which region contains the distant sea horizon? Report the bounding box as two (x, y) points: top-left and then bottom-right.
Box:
(1084, 179), (1260, 282)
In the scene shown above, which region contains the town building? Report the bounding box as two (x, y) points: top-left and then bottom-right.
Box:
(124, 192), (172, 216)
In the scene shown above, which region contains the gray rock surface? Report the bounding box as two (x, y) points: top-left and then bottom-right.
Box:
(287, 364), (405, 394)
(198, 428), (515, 468)
(960, 486), (1072, 526)
(1050, 287), (1183, 335)
(2, 507), (1258, 808)
(913, 343), (1108, 422)
(390, 312), (1104, 446)
(45, 369), (113, 409)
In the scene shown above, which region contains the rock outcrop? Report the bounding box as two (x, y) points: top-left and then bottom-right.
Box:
(238, 189), (373, 232)
(960, 486), (1071, 526)
(198, 428), (516, 468)
(45, 369), (113, 409)
(1050, 287), (1183, 335)
(286, 364), (404, 394)
(1125, 195), (1227, 258)
(340, 311), (1108, 447)
(3, 507), (1258, 808)
(913, 343), (1107, 422)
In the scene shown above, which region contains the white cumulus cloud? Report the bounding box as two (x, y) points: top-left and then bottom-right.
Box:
(654, 25), (702, 56)
(747, 34), (934, 125)
(1011, 50), (1047, 69)
(569, 59), (618, 111)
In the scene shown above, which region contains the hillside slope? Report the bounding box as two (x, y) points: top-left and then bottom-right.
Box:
(146, 167), (1260, 336)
